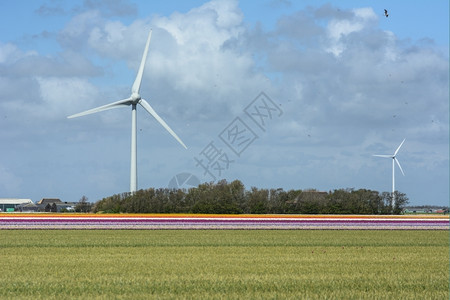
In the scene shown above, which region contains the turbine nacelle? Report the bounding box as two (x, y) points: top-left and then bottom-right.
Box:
(131, 92), (141, 104)
(373, 138), (405, 176)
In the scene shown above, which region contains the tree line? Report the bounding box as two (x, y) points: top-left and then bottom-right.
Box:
(90, 179), (408, 214)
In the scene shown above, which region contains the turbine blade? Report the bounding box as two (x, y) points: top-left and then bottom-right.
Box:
(373, 155), (392, 158)
(139, 99), (187, 149)
(395, 157), (405, 176)
(394, 138), (406, 156)
(132, 30), (152, 95)
(67, 98), (133, 119)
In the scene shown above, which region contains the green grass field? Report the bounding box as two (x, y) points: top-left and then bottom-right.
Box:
(0, 230), (448, 299)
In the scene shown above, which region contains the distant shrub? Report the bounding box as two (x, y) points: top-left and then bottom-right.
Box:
(91, 180), (408, 214)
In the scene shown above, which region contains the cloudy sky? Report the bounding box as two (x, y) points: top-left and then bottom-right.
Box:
(0, 0), (448, 206)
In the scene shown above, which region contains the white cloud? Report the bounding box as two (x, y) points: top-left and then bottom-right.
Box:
(0, 43), (21, 63)
(36, 77), (100, 118)
(353, 7), (377, 21)
(82, 0), (267, 121)
(58, 10), (103, 50)
(155, 0), (243, 46)
(326, 7), (378, 56)
(0, 43), (37, 64)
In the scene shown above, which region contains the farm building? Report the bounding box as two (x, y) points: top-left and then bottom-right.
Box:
(0, 198), (33, 212)
(18, 202), (39, 212)
(403, 207), (449, 214)
(36, 198), (76, 212)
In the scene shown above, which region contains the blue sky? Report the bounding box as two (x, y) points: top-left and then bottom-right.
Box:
(0, 0), (448, 206)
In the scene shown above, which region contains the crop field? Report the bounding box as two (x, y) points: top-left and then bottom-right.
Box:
(0, 230), (448, 299)
(1, 213), (448, 229)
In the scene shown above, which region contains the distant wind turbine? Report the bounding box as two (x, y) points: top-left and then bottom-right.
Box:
(373, 138), (405, 206)
(68, 29), (187, 193)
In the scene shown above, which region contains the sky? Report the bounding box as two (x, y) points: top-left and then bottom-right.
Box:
(0, 0), (448, 206)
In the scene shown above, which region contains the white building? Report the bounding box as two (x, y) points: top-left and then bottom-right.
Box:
(0, 198), (33, 212)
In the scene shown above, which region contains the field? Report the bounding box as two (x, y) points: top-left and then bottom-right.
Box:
(1, 213), (448, 229)
(0, 230), (448, 299)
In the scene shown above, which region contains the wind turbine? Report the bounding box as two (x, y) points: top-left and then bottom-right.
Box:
(373, 138), (405, 206)
(68, 29), (187, 193)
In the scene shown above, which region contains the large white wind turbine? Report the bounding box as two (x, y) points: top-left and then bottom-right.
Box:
(68, 29), (187, 193)
(373, 138), (405, 206)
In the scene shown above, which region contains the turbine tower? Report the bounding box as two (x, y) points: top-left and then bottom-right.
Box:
(68, 30), (187, 193)
(373, 138), (405, 206)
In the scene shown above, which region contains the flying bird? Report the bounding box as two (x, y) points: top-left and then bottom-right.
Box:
(384, 9), (389, 17)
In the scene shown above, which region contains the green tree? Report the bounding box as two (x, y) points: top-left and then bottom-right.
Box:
(380, 192), (393, 214)
(296, 190), (326, 214)
(393, 191), (409, 214)
(93, 194), (124, 213)
(89, 181), (409, 215)
(246, 187), (268, 214)
(267, 188), (288, 214)
(75, 195), (92, 213)
(283, 189), (303, 214)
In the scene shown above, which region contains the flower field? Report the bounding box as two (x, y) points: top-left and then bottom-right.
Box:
(0, 213), (448, 229)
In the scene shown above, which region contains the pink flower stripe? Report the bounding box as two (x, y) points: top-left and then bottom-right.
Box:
(0, 215), (448, 230)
